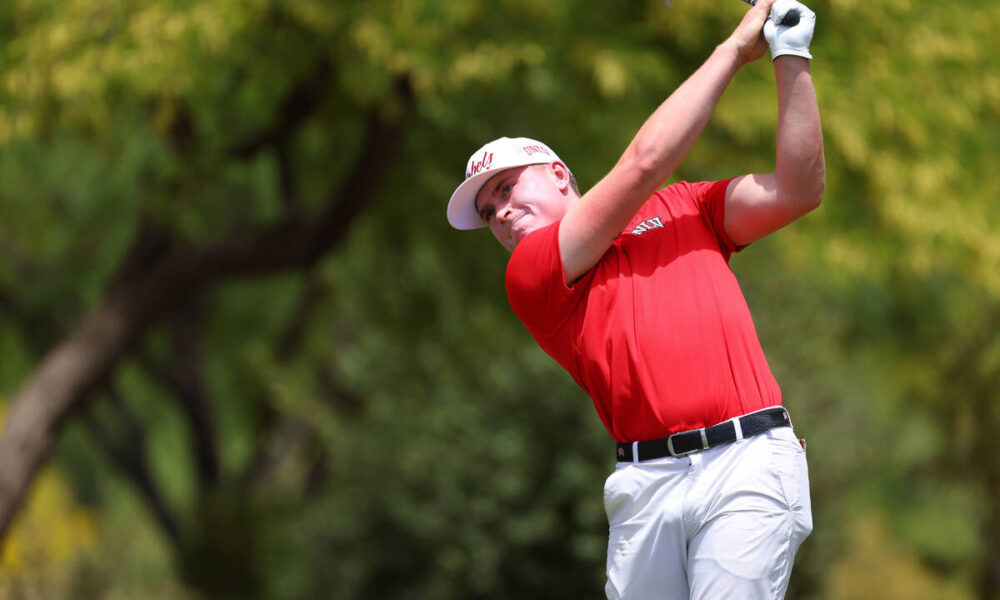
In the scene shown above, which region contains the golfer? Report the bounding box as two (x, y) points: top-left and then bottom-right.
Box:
(447, 0), (823, 597)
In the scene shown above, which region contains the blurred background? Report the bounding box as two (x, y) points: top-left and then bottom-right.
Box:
(0, 0), (997, 598)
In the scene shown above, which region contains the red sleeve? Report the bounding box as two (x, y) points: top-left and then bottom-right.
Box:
(505, 221), (589, 337)
(681, 178), (746, 254)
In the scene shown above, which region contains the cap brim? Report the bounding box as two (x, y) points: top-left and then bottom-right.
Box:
(446, 169), (497, 230)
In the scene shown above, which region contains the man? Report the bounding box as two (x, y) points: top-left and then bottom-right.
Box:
(446, 0), (823, 598)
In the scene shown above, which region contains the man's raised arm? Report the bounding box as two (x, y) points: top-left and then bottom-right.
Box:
(558, 0), (777, 284)
(724, 0), (825, 246)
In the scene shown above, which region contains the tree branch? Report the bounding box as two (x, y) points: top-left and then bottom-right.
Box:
(168, 300), (220, 489)
(82, 388), (181, 545)
(0, 75), (413, 540)
(107, 218), (175, 293)
(227, 59), (333, 160)
(275, 141), (300, 215)
(241, 272), (329, 487)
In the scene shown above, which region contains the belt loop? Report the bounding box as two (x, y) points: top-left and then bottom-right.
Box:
(732, 416), (744, 442)
(632, 441), (639, 464)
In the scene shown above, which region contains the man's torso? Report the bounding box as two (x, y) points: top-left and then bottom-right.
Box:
(506, 180), (781, 442)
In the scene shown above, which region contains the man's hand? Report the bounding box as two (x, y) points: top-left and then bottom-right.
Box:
(726, 0), (775, 65)
(764, 0), (816, 60)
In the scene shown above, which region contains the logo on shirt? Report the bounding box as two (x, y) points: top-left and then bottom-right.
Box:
(631, 217), (664, 236)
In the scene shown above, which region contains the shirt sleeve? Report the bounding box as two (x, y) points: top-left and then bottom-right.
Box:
(505, 221), (589, 338)
(683, 178), (745, 255)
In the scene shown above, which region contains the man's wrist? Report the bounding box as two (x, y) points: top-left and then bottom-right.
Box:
(715, 39), (749, 70)
(772, 49), (813, 61)
(773, 54), (812, 74)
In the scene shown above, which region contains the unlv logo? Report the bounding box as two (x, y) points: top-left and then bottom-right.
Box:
(631, 217), (664, 235)
(522, 145), (551, 156)
(466, 151), (494, 179)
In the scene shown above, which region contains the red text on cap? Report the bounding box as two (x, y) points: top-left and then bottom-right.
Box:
(466, 151), (494, 179)
(522, 145), (551, 156)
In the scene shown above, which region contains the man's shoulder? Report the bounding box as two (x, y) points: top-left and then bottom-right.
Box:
(629, 181), (705, 222)
(505, 221), (562, 293)
(646, 179), (734, 216)
(654, 180), (713, 200)
(508, 220), (560, 267)
(505, 220), (588, 337)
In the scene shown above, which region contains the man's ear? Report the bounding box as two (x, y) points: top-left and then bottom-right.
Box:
(549, 161), (572, 194)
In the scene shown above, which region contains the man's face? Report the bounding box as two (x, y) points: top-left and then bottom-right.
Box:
(474, 163), (570, 252)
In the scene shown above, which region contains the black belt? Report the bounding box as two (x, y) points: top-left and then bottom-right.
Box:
(616, 407), (791, 462)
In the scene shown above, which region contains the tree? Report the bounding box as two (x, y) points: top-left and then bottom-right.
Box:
(0, 0), (996, 597)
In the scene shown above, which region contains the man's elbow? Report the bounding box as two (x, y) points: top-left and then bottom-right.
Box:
(807, 170), (826, 211)
(803, 176), (824, 212)
(781, 167), (824, 214)
(774, 182), (823, 221)
(620, 144), (662, 184)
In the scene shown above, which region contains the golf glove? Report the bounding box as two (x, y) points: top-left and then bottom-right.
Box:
(763, 0), (816, 60)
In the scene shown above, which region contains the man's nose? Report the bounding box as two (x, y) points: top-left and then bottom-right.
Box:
(496, 204), (513, 223)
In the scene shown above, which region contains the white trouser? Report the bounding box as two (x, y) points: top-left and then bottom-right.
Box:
(603, 426), (812, 600)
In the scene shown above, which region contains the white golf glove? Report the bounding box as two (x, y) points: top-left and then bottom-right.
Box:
(763, 0), (816, 60)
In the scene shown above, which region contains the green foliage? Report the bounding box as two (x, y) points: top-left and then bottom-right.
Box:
(0, 0), (997, 598)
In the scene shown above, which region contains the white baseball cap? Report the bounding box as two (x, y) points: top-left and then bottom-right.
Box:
(446, 136), (565, 230)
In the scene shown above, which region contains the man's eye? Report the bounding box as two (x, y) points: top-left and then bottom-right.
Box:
(501, 184), (513, 198)
(481, 208), (495, 222)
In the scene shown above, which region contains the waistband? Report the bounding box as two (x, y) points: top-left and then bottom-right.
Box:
(616, 406), (791, 462)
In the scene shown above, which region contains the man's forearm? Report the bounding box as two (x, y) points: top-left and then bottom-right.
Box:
(774, 56), (824, 206)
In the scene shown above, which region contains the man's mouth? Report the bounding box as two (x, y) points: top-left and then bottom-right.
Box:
(508, 215), (526, 242)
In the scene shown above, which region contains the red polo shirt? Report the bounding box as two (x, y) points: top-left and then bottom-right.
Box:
(505, 179), (781, 443)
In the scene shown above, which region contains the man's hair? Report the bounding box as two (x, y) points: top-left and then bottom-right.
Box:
(531, 162), (581, 197)
(568, 172), (581, 196)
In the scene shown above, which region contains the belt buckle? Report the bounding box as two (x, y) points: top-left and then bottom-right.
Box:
(666, 428), (709, 457)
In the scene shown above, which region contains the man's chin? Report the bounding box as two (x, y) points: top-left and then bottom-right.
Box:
(512, 226), (531, 245)
(506, 224), (537, 251)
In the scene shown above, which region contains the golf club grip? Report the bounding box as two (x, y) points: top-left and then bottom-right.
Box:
(739, 0), (801, 27)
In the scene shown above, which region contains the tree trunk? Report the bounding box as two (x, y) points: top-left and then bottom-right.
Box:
(0, 293), (145, 536)
(0, 83), (410, 540)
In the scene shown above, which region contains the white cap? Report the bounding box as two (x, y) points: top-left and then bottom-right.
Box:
(446, 137), (565, 230)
